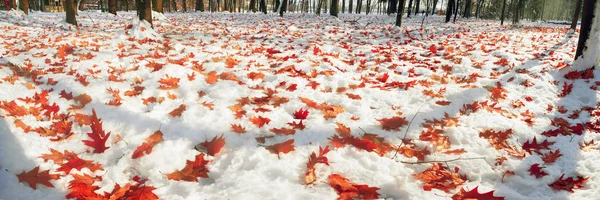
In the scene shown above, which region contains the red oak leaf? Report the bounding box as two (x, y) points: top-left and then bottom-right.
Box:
(16, 166), (60, 190)
(528, 164), (548, 179)
(82, 109), (110, 153)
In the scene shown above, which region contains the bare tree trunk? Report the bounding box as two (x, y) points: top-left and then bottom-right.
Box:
(66, 0), (77, 25)
(136, 0), (152, 27)
(259, 0), (266, 13)
(445, 0), (453, 22)
(109, 0), (116, 14)
(453, 0), (459, 22)
(463, 0), (471, 18)
(394, 0), (405, 26)
(432, 0), (438, 15)
(347, 0), (351, 13)
(279, 0), (286, 16)
(196, 0), (204, 10)
(571, 0), (583, 30)
(575, 0), (598, 59)
(152, 0), (164, 12)
(171, 0), (176, 11)
(406, 0), (412, 17)
(18, 0), (28, 14)
(500, 0), (506, 25)
(182, 0), (187, 11)
(249, 0), (255, 11)
(414, 0), (419, 14)
(330, 0), (337, 16)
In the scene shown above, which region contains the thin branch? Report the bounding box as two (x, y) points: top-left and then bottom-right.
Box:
(392, 104), (424, 159)
(400, 156), (489, 165)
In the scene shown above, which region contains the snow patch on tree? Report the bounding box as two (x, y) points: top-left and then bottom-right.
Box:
(575, 1), (600, 68)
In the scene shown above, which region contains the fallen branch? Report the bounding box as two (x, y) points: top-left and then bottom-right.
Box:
(400, 156), (489, 165)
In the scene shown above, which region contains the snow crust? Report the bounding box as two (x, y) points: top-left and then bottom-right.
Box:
(0, 11), (599, 200)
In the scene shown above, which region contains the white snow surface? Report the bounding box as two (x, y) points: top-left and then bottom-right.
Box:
(0, 11), (599, 200)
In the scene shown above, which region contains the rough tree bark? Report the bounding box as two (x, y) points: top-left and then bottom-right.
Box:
(279, 0), (286, 16)
(330, 0), (337, 16)
(415, 0), (419, 14)
(407, 0), (413, 17)
(500, 0), (506, 25)
(108, 0), (116, 14)
(394, 0), (406, 26)
(260, 0), (266, 13)
(572, 0), (583, 30)
(445, 0), (453, 22)
(18, 0), (28, 14)
(249, 0), (256, 11)
(66, 0), (77, 25)
(348, 0), (352, 13)
(575, 0), (598, 59)
(152, 0), (164, 12)
(196, 0), (204, 11)
(182, 0), (187, 11)
(432, 0), (438, 15)
(463, 0), (470, 18)
(136, 0), (152, 27)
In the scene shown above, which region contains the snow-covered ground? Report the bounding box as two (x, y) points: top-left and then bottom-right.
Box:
(0, 10), (599, 200)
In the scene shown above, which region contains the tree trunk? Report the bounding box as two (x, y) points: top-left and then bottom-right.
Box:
(66, 0), (77, 25)
(330, 0), (337, 16)
(453, 0), (459, 22)
(279, 0), (286, 16)
(500, 0), (506, 25)
(126, 0), (130, 11)
(572, 0), (583, 30)
(575, 0), (598, 59)
(18, 0), (28, 14)
(171, 0), (176, 11)
(249, 0), (255, 11)
(273, 0), (279, 12)
(348, 0), (351, 13)
(432, 0), (438, 15)
(341, 0), (344, 12)
(136, 0), (152, 27)
(260, 0), (266, 13)
(196, 0), (204, 10)
(108, 0), (116, 14)
(406, 0), (412, 17)
(414, 0), (419, 14)
(182, 0), (187, 11)
(445, 0), (453, 22)
(152, 0), (163, 12)
(315, 0), (321, 14)
(463, 0), (470, 18)
(394, 0), (405, 26)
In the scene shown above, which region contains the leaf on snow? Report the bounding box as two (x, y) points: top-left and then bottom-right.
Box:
(16, 166), (60, 190)
(166, 154), (210, 182)
(82, 109), (110, 153)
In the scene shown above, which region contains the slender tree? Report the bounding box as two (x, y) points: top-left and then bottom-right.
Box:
(109, 0), (116, 14)
(249, 0), (256, 11)
(571, 0), (583, 30)
(445, 0), (453, 22)
(136, 0), (152, 27)
(152, 0), (164, 12)
(182, 0), (187, 11)
(279, 0), (287, 16)
(18, 0), (28, 14)
(395, 0), (406, 26)
(330, 0), (338, 16)
(260, 0), (266, 13)
(453, 0), (459, 22)
(66, 0), (77, 25)
(348, 0), (352, 13)
(196, 0), (204, 11)
(171, 0), (176, 11)
(463, 0), (470, 18)
(500, 0), (506, 25)
(415, 0), (419, 14)
(431, 0), (438, 15)
(407, 0), (413, 17)
(575, 0), (598, 59)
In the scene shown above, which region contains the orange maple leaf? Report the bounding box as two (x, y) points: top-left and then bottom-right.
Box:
(166, 154), (210, 182)
(266, 139), (295, 156)
(249, 116), (271, 128)
(197, 134), (226, 156)
(377, 116), (408, 131)
(328, 174), (380, 200)
(169, 104), (187, 117)
(132, 130), (164, 159)
(16, 166), (60, 189)
(305, 146), (330, 184)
